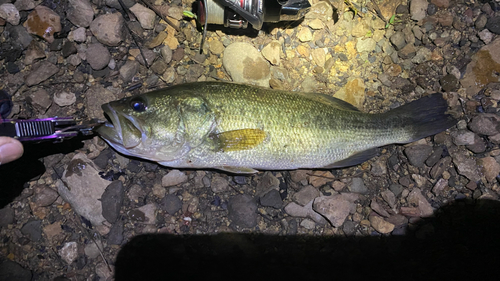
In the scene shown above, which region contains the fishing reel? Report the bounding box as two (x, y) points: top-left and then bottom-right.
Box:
(196, 0), (312, 30)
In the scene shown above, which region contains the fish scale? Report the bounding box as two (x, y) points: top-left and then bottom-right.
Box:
(97, 82), (456, 173)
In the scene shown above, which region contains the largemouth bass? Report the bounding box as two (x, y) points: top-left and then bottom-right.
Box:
(97, 82), (456, 173)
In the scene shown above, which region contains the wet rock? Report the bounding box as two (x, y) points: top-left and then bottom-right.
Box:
(85, 84), (116, 119)
(90, 13), (124, 46)
(410, 0), (428, 21)
(486, 16), (500, 35)
(223, 42), (270, 87)
(285, 199), (327, 224)
(477, 157), (500, 183)
(0, 259), (32, 281)
(162, 170), (188, 187)
(259, 189), (283, 209)
(349, 178), (368, 194)
(33, 186), (58, 207)
(59, 242), (78, 264)
(25, 61), (59, 86)
(101, 181), (124, 223)
(228, 194), (258, 228)
(21, 220), (42, 242)
(86, 43), (111, 70)
(23, 5), (61, 43)
(440, 74), (459, 92)
(29, 89), (51, 112)
(369, 215), (395, 234)
(0, 3), (20, 25)
(211, 175), (230, 193)
(0, 207), (14, 227)
(293, 185), (320, 206)
(404, 145), (433, 167)
(161, 194), (182, 215)
(119, 60), (139, 82)
(67, 0), (94, 27)
(261, 40), (281, 66)
(469, 113), (500, 136)
(313, 193), (358, 227)
(53, 91), (76, 107)
(59, 153), (109, 226)
(129, 4), (155, 29)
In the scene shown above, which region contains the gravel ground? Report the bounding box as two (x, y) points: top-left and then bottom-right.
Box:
(1, 0), (500, 280)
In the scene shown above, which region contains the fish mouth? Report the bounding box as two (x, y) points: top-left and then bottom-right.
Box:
(97, 104), (144, 149)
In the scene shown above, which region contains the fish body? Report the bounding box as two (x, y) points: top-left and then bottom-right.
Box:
(97, 82), (456, 173)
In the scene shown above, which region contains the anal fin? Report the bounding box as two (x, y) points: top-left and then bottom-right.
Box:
(322, 148), (379, 169)
(217, 166), (259, 174)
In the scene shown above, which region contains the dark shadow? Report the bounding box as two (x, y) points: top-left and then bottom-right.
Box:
(0, 138), (86, 208)
(115, 199), (500, 280)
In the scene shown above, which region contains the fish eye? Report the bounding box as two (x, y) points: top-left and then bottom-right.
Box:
(130, 98), (147, 112)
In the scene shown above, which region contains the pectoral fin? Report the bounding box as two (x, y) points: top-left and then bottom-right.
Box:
(217, 166), (259, 174)
(323, 148), (379, 169)
(215, 129), (266, 152)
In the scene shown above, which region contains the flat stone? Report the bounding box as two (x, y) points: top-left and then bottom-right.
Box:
(486, 16), (500, 35)
(160, 194), (182, 215)
(297, 27), (313, 42)
(228, 194), (258, 228)
(210, 175), (230, 193)
(209, 39), (224, 55)
(33, 186), (58, 207)
(451, 130), (476, 145)
(404, 145), (433, 167)
(469, 113), (500, 136)
(90, 13), (124, 46)
(101, 181), (124, 223)
(259, 189), (283, 209)
(477, 157), (500, 183)
(284, 199), (327, 224)
(23, 5), (61, 43)
(21, 220), (42, 242)
(461, 38), (500, 96)
(86, 43), (111, 70)
(313, 193), (358, 227)
(129, 3), (156, 29)
(25, 61), (59, 86)
(261, 40), (281, 66)
(85, 84), (116, 119)
(406, 188), (434, 217)
(161, 170), (188, 187)
(43, 221), (62, 242)
(119, 60), (139, 82)
(29, 89), (51, 112)
(369, 215), (395, 234)
(67, 0), (94, 27)
(293, 185), (320, 206)
(107, 220), (123, 245)
(0, 3), (20, 25)
(53, 91), (76, 107)
(410, 0), (428, 21)
(349, 178), (368, 194)
(223, 42), (270, 87)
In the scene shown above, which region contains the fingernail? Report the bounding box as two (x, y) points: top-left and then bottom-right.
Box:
(0, 142), (23, 165)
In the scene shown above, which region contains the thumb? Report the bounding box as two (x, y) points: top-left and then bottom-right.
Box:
(0, 137), (24, 165)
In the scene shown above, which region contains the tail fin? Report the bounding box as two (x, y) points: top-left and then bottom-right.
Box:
(387, 93), (457, 143)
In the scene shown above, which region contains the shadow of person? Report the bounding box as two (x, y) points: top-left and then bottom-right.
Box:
(114, 198), (500, 280)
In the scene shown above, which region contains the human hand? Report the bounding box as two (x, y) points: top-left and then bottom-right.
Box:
(0, 137), (24, 165)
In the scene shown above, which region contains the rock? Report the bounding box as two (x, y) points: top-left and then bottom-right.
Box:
(311, 48), (326, 67)
(161, 45), (173, 64)
(313, 193), (358, 227)
(67, 0), (94, 27)
(101, 181), (124, 223)
(59, 153), (110, 226)
(412, 47), (432, 64)
(356, 37), (376, 53)
(300, 219), (316, 229)
(223, 42), (270, 87)
(228, 194), (258, 228)
(261, 40), (281, 66)
(0, 260), (32, 281)
(440, 74), (459, 92)
(161, 194), (182, 215)
(135, 203), (157, 224)
(370, 199), (390, 217)
(53, 91), (76, 107)
(404, 145), (433, 167)
(21, 220), (42, 241)
(476, 14), (488, 30)
(211, 175), (230, 193)
(259, 189), (283, 209)
(90, 13), (125, 46)
(59, 242), (78, 264)
(119, 60), (139, 82)
(69, 27), (87, 43)
(209, 39), (224, 55)
(293, 185), (320, 206)
(25, 61), (59, 86)
(405, 188), (434, 217)
(162, 170), (188, 187)
(451, 152), (481, 182)
(85, 84), (116, 119)
(410, 0), (428, 21)
(461, 38), (500, 96)
(431, 0), (450, 8)
(0, 3), (20, 25)
(23, 5), (61, 43)
(8, 25), (32, 50)
(185, 64), (205, 82)
(369, 215), (395, 234)
(349, 178), (368, 194)
(129, 4), (156, 29)
(305, 2), (333, 21)
(381, 190), (396, 208)
(62, 41), (77, 58)
(486, 16), (500, 35)
(43, 221), (62, 242)
(451, 130), (476, 145)
(297, 27), (313, 42)
(33, 186), (58, 207)
(430, 157), (452, 179)
(84, 240), (103, 259)
(0, 207), (14, 227)
(29, 89), (51, 112)
(308, 170), (333, 187)
(479, 29), (494, 44)
(86, 43), (111, 70)
(284, 199), (327, 224)
(469, 114), (500, 136)
(333, 77), (365, 108)
(308, 18), (324, 29)
(107, 220), (123, 245)
(390, 31), (406, 51)
(389, 183), (404, 197)
(477, 157), (500, 183)
(432, 178), (448, 195)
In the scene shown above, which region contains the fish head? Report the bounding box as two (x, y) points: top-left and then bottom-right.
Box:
(97, 93), (189, 162)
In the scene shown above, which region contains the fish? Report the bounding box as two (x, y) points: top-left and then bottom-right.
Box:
(97, 81), (457, 174)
